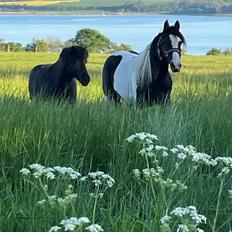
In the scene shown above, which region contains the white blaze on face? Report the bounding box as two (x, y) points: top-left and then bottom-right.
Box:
(169, 34), (182, 70)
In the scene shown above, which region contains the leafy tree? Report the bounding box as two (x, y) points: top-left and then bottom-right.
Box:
(112, 43), (133, 51)
(206, 48), (222, 56)
(66, 28), (133, 53)
(25, 39), (49, 52)
(6, 42), (24, 52)
(70, 28), (112, 53)
(44, 37), (64, 52)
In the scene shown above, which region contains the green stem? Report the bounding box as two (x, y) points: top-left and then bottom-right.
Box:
(92, 185), (100, 224)
(212, 177), (225, 232)
(144, 152), (156, 201)
(38, 178), (50, 199)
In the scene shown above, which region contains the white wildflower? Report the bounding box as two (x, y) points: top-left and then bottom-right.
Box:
(93, 179), (102, 187)
(49, 226), (62, 232)
(170, 148), (179, 154)
(87, 171), (115, 188)
(77, 217), (90, 225)
(46, 172), (55, 180)
(19, 168), (31, 175)
(160, 215), (171, 224)
(162, 151), (169, 157)
(133, 169), (141, 178)
(60, 217), (90, 231)
(228, 190), (232, 199)
(196, 229), (204, 232)
(171, 207), (190, 217)
(85, 224), (104, 232)
(80, 176), (88, 182)
(88, 171), (104, 179)
(177, 153), (187, 160)
(171, 206), (206, 225)
(37, 199), (46, 206)
(29, 163), (45, 171)
(126, 132), (158, 144)
(155, 145), (168, 152)
(142, 168), (160, 181)
(215, 157), (232, 167)
(177, 224), (189, 232)
(218, 167), (230, 177)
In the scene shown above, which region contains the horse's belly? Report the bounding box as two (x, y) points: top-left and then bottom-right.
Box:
(113, 55), (137, 103)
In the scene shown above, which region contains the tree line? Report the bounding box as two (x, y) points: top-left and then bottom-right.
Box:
(0, 0), (231, 14)
(0, 28), (132, 53)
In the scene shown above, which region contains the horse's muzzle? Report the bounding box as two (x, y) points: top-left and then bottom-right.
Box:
(80, 74), (90, 86)
(170, 62), (181, 73)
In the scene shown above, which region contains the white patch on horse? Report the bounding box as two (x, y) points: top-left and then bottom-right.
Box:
(169, 34), (181, 69)
(113, 46), (152, 103)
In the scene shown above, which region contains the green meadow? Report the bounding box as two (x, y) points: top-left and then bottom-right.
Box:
(0, 52), (232, 231)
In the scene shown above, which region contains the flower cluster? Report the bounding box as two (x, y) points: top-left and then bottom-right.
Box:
(85, 224), (104, 232)
(228, 190), (232, 199)
(215, 157), (232, 177)
(160, 206), (206, 232)
(127, 132), (158, 144)
(81, 171), (115, 189)
(20, 164), (81, 180)
(170, 145), (217, 166)
(20, 164), (114, 232)
(49, 217), (104, 232)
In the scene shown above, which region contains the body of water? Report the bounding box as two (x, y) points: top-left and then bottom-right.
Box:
(0, 14), (232, 55)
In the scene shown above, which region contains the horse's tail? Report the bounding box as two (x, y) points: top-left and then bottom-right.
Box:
(102, 55), (122, 104)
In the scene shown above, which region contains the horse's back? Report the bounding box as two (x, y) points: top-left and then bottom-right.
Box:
(29, 64), (52, 98)
(112, 51), (139, 102)
(102, 54), (123, 103)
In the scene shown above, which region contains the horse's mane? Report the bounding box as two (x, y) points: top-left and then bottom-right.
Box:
(134, 43), (152, 87)
(135, 33), (162, 87)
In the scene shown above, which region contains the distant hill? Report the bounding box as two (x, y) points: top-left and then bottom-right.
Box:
(0, 0), (231, 15)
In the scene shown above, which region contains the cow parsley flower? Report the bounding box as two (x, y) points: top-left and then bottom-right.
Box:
(87, 171), (115, 188)
(218, 167), (230, 177)
(60, 217), (90, 231)
(229, 190), (232, 199)
(19, 168), (31, 175)
(177, 224), (189, 232)
(49, 226), (62, 232)
(160, 215), (171, 224)
(85, 224), (104, 232)
(133, 169), (141, 179)
(171, 206), (206, 224)
(127, 132), (158, 144)
(215, 157), (232, 167)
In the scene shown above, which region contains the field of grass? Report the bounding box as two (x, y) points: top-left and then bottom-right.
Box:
(0, 51), (232, 231)
(0, 0), (76, 6)
(0, 0), (172, 7)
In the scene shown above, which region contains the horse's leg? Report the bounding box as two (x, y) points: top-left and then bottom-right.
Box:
(66, 78), (77, 104)
(102, 56), (122, 105)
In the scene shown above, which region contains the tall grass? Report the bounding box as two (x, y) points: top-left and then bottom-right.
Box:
(0, 52), (232, 231)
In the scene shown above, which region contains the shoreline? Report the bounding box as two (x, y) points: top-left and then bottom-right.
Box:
(0, 11), (232, 17)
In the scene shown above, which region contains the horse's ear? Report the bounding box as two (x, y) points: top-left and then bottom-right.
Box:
(60, 47), (69, 60)
(163, 20), (170, 31)
(174, 20), (180, 31)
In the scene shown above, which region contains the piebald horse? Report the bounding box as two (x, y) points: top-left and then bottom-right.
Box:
(102, 20), (186, 105)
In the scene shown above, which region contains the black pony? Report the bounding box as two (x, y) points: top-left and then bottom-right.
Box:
(102, 20), (186, 105)
(29, 46), (90, 104)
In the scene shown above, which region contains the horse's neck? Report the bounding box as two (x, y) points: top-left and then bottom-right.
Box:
(150, 33), (169, 81)
(52, 60), (72, 88)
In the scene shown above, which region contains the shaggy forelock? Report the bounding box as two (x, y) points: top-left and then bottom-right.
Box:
(165, 26), (186, 45)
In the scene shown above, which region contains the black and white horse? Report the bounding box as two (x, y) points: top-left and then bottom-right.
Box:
(102, 20), (186, 105)
(29, 46), (90, 104)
